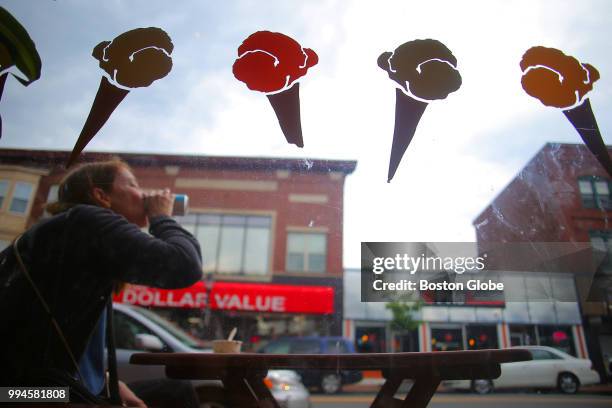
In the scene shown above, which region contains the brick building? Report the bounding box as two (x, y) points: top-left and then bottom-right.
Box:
(473, 142), (612, 380)
(0, 149), (356, 347)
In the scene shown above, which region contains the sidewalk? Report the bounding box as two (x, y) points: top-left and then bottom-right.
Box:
(343, 371), (612, 395)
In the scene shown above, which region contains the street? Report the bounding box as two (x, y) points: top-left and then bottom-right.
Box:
(309, 393), (612, 407)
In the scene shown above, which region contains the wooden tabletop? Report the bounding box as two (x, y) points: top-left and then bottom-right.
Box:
(131, 349), (532, 371)
(130, 349), (532, 408)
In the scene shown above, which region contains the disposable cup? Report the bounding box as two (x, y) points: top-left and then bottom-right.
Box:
(212, 340), (242, 353)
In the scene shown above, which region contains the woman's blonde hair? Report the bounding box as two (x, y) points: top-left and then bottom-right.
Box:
(46, 158), (131, 215)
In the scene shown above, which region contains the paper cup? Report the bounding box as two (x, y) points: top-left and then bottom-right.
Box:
(212, 340), (242, 353)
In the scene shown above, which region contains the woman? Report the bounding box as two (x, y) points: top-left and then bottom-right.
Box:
(0, 158), (202, 407)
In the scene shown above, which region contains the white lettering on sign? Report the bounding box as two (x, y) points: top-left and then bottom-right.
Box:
(214, 294), (286, 312)
(121, 289), (207, 308)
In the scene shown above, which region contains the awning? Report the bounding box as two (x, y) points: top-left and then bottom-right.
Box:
(113, 281), (335, 315)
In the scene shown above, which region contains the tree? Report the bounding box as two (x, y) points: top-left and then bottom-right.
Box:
(385, 297), (423, 352)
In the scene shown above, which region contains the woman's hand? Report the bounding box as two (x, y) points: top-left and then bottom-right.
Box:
(143, 188), (174, 218)
(118, 380), (147, 408)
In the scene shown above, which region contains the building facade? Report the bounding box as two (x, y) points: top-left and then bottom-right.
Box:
(0, 149), (356, 349)
(344, 268), (586, 360)
(473, 142), (612, 381)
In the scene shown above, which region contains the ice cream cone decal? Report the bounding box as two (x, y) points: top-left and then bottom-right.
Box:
(378, 39), (462, 182)
(520, 46), (611, 177)
(233, 31), (318, 147)
(0, 6), (42, 139)
(67, 27), (173, 167)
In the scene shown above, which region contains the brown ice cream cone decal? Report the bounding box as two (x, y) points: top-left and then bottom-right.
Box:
(521, 46), (610, 176)
(378, 39), (461, 182)
(389, 89), (428, 182)
(0, 73), (7, 138)
(563, 99), (612, 177)
(67, 77), (129, 167)
(266, 83), (303, 147)
(67, 27), (173, 167)
(233, 31), (317, 148)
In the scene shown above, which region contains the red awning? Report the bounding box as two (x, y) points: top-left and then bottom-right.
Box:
(113, 281), (334, 315)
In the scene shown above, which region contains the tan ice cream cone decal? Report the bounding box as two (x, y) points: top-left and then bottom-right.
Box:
(520, 46), (611, 176)
(67, 27), (173, 167)
(233, 31), (318, 147)
(378, 39), (462, 182)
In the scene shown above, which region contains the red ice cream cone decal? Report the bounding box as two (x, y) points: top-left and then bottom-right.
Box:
(520, 46), (611, 177)
(233, 31), (318, 148)
(67, 27), (173, 167)
(378, 39), (462, 182)
(267, 83), (304, 147)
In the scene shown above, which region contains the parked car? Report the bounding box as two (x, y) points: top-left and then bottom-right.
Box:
(444, 346), (600, 394)
(113, 303), (311, 408)
(257, 336), (363, 394)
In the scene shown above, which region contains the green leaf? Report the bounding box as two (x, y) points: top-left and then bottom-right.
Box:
(0, 6), (41, 85)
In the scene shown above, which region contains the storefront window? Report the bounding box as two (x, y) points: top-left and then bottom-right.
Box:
(431, 327), (463, 351)
(355, 327), (386, 353)
(510, 324), (537, 347)
(538, 325), (576, 356)
(466, 324), (498, 350)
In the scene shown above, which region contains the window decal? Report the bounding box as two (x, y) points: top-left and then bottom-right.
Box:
(67, 27), (174, 167)
(377, 39), (462, 182)
(233, 31), (318, 148)
(520, 46), (611, 176)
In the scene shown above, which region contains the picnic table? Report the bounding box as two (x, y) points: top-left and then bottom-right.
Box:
(131, 348), (532, 408)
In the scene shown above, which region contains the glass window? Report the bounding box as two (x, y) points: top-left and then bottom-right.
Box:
(9, 182), (33, 214)
(0, 240), (9, 251)
(0, 180), (8, 209)
(431, 327), (464, 351)
(176, 213), (271, 275)
(590, 232), (612, 273)
(262, 340), (290, 354)
(578, 176), (611, 209)
(466, 324), (498, 349)
(509, 324), (537, 347)
(537, 326), (575, 356)
(47, 184), (59, 203)
(530, 349), (563, 360)
(290, 339), (320, 354)
(113, 311), (168, 351)
(286, 232), (327, 272)
(325, 339), (349, 354)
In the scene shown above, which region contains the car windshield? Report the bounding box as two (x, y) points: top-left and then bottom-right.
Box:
(131, 306), (207, 350)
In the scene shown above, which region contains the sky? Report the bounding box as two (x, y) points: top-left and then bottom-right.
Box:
(1, 0), (611, 267)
